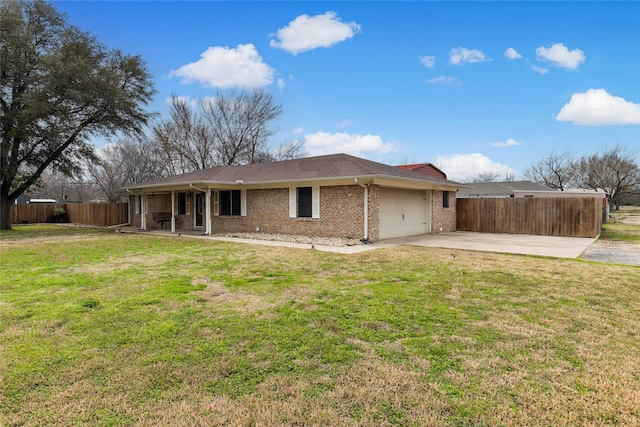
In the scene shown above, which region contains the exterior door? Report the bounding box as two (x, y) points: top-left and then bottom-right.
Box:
(195, 193), (204, 227)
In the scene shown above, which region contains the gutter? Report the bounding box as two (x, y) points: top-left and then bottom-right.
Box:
(121, 174), (466, 192)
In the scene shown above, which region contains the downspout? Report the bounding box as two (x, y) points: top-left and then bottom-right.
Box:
(354, 178), (370, 242)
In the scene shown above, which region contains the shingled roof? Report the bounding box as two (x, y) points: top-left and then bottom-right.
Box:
(122, 153), (464, 190)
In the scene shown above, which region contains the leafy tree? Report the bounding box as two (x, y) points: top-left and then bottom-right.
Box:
(523, 150), (577, 190)
(0, 0), (155, 229)
(573, 144), (640, 210)
(152, 89), (302, 174)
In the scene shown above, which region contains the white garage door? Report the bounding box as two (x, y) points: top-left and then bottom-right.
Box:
(379, 188), (430, 239)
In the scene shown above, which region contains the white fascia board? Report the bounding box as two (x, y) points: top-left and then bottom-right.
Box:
(121, 174), (468, 192)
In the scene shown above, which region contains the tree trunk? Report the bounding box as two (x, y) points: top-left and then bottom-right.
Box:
(0, 197), (13, 230)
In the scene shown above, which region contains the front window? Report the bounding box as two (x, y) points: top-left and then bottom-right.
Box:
(178, 193), (187, 215)
(442, 191), (450, 208)
(135, 195), (142, 214)
(297, 187), (312, 218)
(220, 190), (241, 216)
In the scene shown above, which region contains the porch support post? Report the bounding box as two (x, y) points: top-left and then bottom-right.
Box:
(171, 190), (176, 233)
(205, 188), (212, 235)
(141, 194), (147, 230)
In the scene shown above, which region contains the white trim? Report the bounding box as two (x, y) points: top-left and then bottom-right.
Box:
(140, 194), (147, 230)
(312, 186), (320, 219)
(134, 195), (140, 214)
(171, 191), (176, 233)
(205, 189), (212, 235)
(289, 187), (296, 218)
(213, 191), (219, 216)
(241, 189), (247, 216)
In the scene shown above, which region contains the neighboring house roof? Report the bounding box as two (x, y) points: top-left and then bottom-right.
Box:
(122, 153), (465, 192)
(457, 181), (556, 198)
(396, 163), (447, 179)
(15, 193), (31, 204)
(564, 188), (609, 195)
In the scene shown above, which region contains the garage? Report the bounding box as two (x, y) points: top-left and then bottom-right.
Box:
(379, 187), (431, 239)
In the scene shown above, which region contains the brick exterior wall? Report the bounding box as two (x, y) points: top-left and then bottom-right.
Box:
(431, 190), (457, 232)
(129, 185), (455, 238)
(212, 186), (368, 239)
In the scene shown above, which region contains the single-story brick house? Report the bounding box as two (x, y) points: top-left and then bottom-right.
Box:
(121, 153), (465, 241)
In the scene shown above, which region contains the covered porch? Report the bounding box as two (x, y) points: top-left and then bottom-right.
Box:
(128, 185), (238, 235)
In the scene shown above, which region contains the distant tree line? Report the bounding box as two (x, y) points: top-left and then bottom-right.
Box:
(523, 144), (640, 209)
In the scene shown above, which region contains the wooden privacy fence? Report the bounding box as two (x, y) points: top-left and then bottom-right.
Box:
(10, 203), (128, 227)
(456, 197), (603, 238)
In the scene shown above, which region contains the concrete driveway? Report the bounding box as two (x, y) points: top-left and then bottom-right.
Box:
(208, 231), (597, 258)
(373, 232), (597, 258)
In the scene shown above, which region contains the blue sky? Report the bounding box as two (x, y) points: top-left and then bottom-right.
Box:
(55, 1), (640, 181)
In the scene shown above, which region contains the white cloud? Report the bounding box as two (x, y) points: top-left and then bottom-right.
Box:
(168, 43), (274, 88)
(435, 153), (516, 182)
(420, 55), (436, 68)
(270, 12), (361, 55)
(536, 43), (585, 70)
(530, 65), (549, 74)
(426, 76), (460, 86)
(504, 48), (522, 60)
(292, 127), (304, 135)
(490, 138), (521, 147)
(449, 47), (490, 65)
(277, 78), (286, 90)
(303, 132), (394, 157)
(336, 119), (352, 128)
(164, 95), (196, 107)
(555, 89), (640, 125)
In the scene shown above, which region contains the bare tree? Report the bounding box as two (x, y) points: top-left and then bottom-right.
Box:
(151, 89), (294, 173)
(201, 89), (283, 165)
(504, 171), (516, 182)
(87, 136), (166, 201)
(466, 172), (500, 183)
(262, 140), (307, 163)
(152, 97), (217, 174)
(523, 151), (577, 190)
(87, 144), (124, 202)
(573, 144), (640, 210)
(28, 169), (69, 200)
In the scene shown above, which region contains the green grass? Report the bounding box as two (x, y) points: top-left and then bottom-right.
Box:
(1, 225), (639, 426)
(600, 206), (640, 242)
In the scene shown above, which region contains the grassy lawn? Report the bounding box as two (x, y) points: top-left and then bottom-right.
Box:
(1, 225), (639, 426)
(600, 206), (640, 242)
